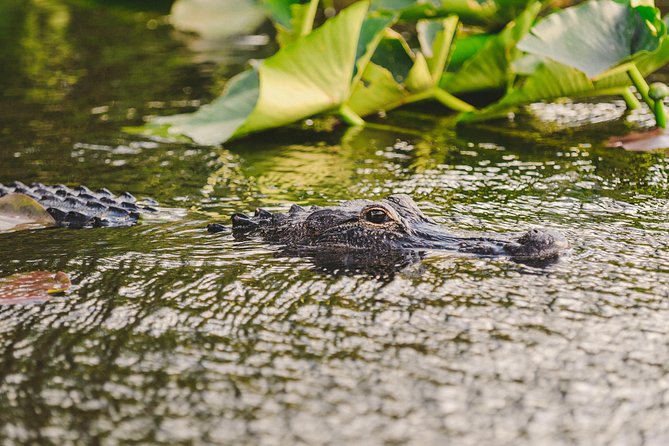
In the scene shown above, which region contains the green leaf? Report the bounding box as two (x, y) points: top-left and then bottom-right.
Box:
(370, 29), (415, 84)
(417, 15), (458, 82)
(352, 12), (398, 85)
(261, 0), (303, 28)
(152, 1), (373, 145)
(156, 69), (260, 145)
(347, 25), (474, 117)
(274, 0), (320, 47)
(440, 2), (541, 94)
(517, 0), (665, 78)
(347, 62), (407, 117)
(447, 33), (491, 71)
(0, 193), (56, 233)
(459, 4), (669, 123)
(236, 1), (368, 137)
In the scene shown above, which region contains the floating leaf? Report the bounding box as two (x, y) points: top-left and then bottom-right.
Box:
(149, 1), (383, 145)
(459, 2), (669, 122)
(517, 0), (665, 78)
(0, 271), (71, 304)
(0, 193), (56, 233)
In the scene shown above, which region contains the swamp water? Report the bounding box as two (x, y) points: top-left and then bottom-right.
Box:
(1, 2), (669, 445)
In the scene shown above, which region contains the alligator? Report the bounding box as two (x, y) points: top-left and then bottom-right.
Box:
(0, 181), (157, 228)
(208, 194), (569, 266)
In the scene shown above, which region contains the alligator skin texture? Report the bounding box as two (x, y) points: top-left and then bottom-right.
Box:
(0, 181), (157, 228)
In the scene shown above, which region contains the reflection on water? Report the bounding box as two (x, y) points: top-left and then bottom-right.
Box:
(2, 1), (669, 445)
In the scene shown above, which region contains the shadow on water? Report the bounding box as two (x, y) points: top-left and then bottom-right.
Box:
(1, 1), (669, 445)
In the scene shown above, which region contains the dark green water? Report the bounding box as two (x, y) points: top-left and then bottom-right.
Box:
(1, 1), (669, 445)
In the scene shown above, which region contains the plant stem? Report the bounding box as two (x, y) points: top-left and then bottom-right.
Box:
(621, 87), (640, 110)
(655, 101), (667, 128)
(432, 88), (475, 112)
(339, 104), (365, 126)
(300, 0), (320, 37)
(626, 64), (667, 128)
(384, 88), (476, 113)
(626, 65), (652, 109)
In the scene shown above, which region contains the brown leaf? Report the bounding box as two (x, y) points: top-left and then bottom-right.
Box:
(0, 271), (71, 304)
(0, 193), (56, 233)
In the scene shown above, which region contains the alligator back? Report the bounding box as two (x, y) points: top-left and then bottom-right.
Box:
(0, 181), (157, 228)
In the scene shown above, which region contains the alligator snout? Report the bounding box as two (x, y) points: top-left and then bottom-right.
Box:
(503, 228), (569, 260)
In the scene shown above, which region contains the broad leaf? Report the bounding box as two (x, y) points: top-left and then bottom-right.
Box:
(0, 193), (56, 233)
(417, 16), (458, 82)
(152, 1), (374, 145)
(517, 0), (665, 77)
(156, 69), (260, 146)
(348, 18), (473, 117)
(459, 2), (669, 122)
(440, 2), (541, 94)
(347, 62), (407, 117)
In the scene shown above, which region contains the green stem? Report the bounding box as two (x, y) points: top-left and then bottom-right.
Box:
(626, 65), (653, 109)
(621, 87), (640, 110)
(655, 100), (667, 128)
(432, 88), (475, 112)
(338, 104), (364, 126)
(626, 65), (667, 128)
(300, 0), (320, 37)
(384, 88), (475, 113)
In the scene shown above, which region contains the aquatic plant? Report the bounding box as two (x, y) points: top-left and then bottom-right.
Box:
(139, 0), (669, 145)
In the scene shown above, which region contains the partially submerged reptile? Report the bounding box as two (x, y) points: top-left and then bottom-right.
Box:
(0, 181), (157, 228)
(1, 183), (568, 265)
(209, 194), (569, 262)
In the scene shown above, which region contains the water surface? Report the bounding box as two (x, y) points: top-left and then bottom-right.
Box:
(1, 2), (669, 445)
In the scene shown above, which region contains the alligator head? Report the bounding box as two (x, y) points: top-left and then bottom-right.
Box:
(210, 194), (569, 264)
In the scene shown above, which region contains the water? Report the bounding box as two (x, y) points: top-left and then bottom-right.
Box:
(1, 1), (669, 444)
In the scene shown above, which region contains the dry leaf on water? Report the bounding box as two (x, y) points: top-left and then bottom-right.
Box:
(0, 271), (71, 304)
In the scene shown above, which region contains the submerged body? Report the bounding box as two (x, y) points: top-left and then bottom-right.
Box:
(0, 181), (156, 228)
(210, 194), (569, 262)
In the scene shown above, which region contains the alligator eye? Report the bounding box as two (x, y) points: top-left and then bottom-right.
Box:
(363, 208), (390, 225)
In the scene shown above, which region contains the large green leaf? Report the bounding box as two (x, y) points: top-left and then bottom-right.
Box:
(152, 1), (374, 145)
(459, 3), (669, 122)
(517, 0), (665, 77)
(440, 2), (541, 94)
(347, 62), (408, 117)
(347, 17), (473, 117)
(156, 69), (260, 145)
(417, 15), (458, 82)
(459, 35), (669, 122)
